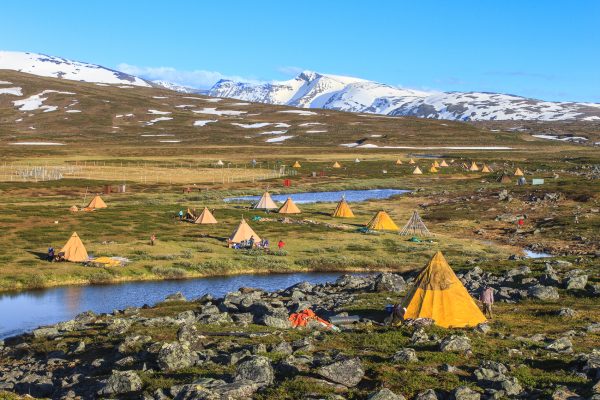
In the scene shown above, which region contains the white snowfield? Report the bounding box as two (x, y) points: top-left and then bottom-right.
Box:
(532, 134), (588, 142)
(259, 130), (287, 135)
(0, 80), (12, 85)
(277, 109), (318, 116)
(299, 122), (324, 126)
(159, 140), (181, 143)
(145, 117), (173, 126)
(0, 87), (22, 96)
(0, 51), (150, 87)
(209, 70), (600, 122)
(340, 143), (512, 150)
(13, 90), (75, 112)
(66, 110), (81, 113)
(9, 142), (65, 146)
(192, 108), (246, 116)
(231, 122), (272, 128)
(306, 130), (327, 133)
(193, 120), (218, 127)
(266, 135), (294, 143)
(147, 109), (172, 115)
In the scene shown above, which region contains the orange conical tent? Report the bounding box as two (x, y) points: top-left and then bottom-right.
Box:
(429, 166), (438, 173)
(481, 164), (491, 173)
(60, 232), (88, 262)
(194, 207), (218, 224)
(292, 161), (302, 168)
(514, 167), (524, 176)
(408, 158), (416, 164)
(278, 197), (301, 214)
(253, 192), (278, 210)
(86, 195), (107, 209)
(332, 161), (342, 168)
(332, 197), (354, 218)
(229, 218), (261, 243)
(366, 210), (399, 231)
(412, 166), (423, 175)
(401, 251), (487, 328)
(395, 159), (403, 165)
(469, 162), (480, 171)
(433, 160), (440, 168)
(440, 160), (449, 167)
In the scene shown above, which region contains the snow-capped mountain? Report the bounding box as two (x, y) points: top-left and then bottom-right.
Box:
(209, 71), (600, 122)
(152, 80), (207, 94)
(0, 51), (151, 87)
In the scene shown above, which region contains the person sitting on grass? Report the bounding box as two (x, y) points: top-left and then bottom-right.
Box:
(248, 236), (255, 249)
(47, 247), (55, 262)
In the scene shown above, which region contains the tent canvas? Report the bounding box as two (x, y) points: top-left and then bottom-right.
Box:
(440, 160), (448, 167)
(332, 161), (342, 168)
(469, 162), (480, 171)
(292, 161), (302, 168)
(408, 158), (416, 164)
(332, 197), (354, 218)
(400, 210), (432, 237)
(481, 164), (491, 173)
(354, 158), (361, 163)
(69, 205), (79, 212)
(194, 207), (218, 224)
(429, 166), (438, 173)
(253, 191), (278, 210)
(86, 195), (107, 209)
(395, 159), (403, 165)
(412, 166), (423, 175)
(278, 197), (301, 214)
(514, 167), (524, 176)
(366, 210), (399, 231)
(229, 218), (261, 243)
(185, 208), (196, 220)
(216, 160), (224, 166)
(498, 174), (512, 184)
(432, 160), (440, 168)
(401, 251), (487, 328)
(60, 232), (88, 262)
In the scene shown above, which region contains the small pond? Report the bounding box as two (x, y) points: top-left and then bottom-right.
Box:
(224, 189), (409, 204)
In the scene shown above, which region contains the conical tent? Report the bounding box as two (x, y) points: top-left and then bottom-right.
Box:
(69, 205), (79, 212)
(253, 192), (278, 210)
(429, 166), (438, 173)
(354, 158), (361, 163)
(332, 197), (354, 218)
(185, 208), (196, 220)
(401, 251), (487, 328)
(366, 210), (399, 231)
(60, 232), (88, 262)
(400, 210), (432, 237)
(413, 166), (423, 175)
(229, 218), (261, 243)
(514, 167), (524, 176)
(332, 161), (342, 168)
(408, 158), (416, 164)
(194, 207), (218, 224)
(498, 174), (512, 184)
(440, 160), (449, 167)
(469, 162), (480, 171)
(395, 159), (403, 165)
(292, 161), (302, 168)
(433, 160), (440, 168)
(216, 160), (224, 166)
(278, 197), (301, 214)
(86, 195), (107, 209)
(481, 164), (491, 173)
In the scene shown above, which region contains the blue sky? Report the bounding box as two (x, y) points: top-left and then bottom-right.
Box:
(1, 1), (599, 102)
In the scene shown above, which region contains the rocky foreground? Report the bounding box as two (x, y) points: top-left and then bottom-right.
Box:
(0, 260), (599, 400)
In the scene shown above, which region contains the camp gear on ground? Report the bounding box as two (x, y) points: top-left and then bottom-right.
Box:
(400, 251), (487, 328)
(400, 210), (432, 237)
(408, 236), (421, 242)
(87, 256), (124, 267)
(60, 232), (89, 262)
(332, 197), (354, 218)
(85, 195), (107, 210)
(366, 210), (399, 231)
(329, 315), (360, 325)
(278, 197), (301, 214)
(229, 218), (261, 245)
(185, 208), (196, 220)
(289, 309), (336, 330)
(194, 207), (218, 224)
(253, 191), (278, 210)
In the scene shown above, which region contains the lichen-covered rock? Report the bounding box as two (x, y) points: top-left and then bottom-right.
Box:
(98, 370), (142, 395)
(528, 285), (560, 301)
(453, 386), (481, 400)
(157, 342), (198, 371)
(439, 335), (471, 352)
(392, 348), (418, 363)
(234, 356), (274, 387)
(367, 388), (407, 400)
(316, 357), (365, 387)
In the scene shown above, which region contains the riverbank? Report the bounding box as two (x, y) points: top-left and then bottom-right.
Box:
(1, 262), (598, 400)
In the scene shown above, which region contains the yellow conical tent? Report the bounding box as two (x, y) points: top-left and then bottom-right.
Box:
(433, 160), (440, 168)
(401, 251), (487, 328)
(278, 197), (301, 214)
(481, 164), (491, 173)
(332, 161), (342, 168)
(185, 208), (196, 220)
(395, 159), (403, 165)
(366, 210), (399, 231)
(253, 192), (278, 210)
(86, 195), (107, 209)
(408, 158), (416, 164)
(292, 161), (301, 168)
(514, 167), (524, 176)
(194, 207), (218, 224)
(229, 218), (261, 244)
(469, 162), (480, 171)
(440, 160), (449, 167)
(413, 166), (423, 175)
(60, 232), (88, 262)
(332, 197), (354, 218)
(429, 166), (439, 173)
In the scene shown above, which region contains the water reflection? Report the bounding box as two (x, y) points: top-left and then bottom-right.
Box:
(224, 189), (409, 204)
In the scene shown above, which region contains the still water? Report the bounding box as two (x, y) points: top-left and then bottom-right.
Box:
(0, 272), (345, 339)
(224, 188), (409, 204)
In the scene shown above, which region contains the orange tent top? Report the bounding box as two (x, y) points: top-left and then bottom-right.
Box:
(412, 166), (423, 175)
(395, 159), (403, 165)
(440, 160), (449, 167)
(408, 158), (416, 164)
(366, 210), (399, 231)
(60, 232), (89, 262)
(278, 197), (301, 214)
(401, 251), (486, 328)
(229, 218), (261, 243)
(194, 207), (218, 224)
(481, 164), (492, 173)
(86, 195), (107, 209)
(332, 197), (354, 218)
(429, 166), (438, 173)
(514, 167), (524, 176)
(469, 162), (480, 171)
(332, 161), (342, 168)
(292, 161), (301, 168)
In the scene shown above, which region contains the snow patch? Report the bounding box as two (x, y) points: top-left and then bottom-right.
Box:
(277, 109), (318, 116)
(9, 142), (64, 146)
(259, 130), (287, 135)
(266, 135), (294, 143)
(0, 87), (22, 96)
(145, 117), (173, 126)
(231, 122), (272, 128)
(193, 108), (246, 116)
(147, 109), (171, 115)
(66, 110), (81, 113)
(193, 120), (217, 127)
(13, 90), (75, 112)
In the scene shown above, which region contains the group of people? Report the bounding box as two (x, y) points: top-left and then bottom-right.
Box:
(228, 236), (286, 251)
(47, 247), (66, 262)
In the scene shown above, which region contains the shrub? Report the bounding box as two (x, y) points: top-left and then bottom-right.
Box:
(151, 266), (187, 279)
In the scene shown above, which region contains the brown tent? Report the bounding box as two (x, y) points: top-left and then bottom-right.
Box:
(278, 197), (301, 214)
(229, 218), (261, 244)
(60, 232), (88, 262)
(86, 195), (107, 210)
(498, 174), (512, 184)
(194, 207), (218, 224)
(408, 158), (416, 164)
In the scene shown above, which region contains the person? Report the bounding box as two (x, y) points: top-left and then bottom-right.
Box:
(263, 239), (269, 249)
(150, 234), (156, 246)
(479, 286), (494, 319)
(574, 214), (579, 224)
(47, 247), (55, 262)
(248, 235), (255, 249)
(278, 239), (285, 250)
(178, 210), (184, 220)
